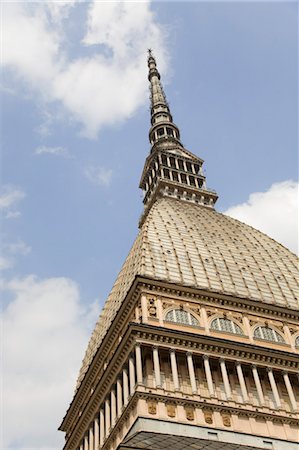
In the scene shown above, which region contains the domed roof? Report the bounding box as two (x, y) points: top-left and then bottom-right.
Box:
(76, 197), (299, 387)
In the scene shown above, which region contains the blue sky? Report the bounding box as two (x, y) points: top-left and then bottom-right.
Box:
(1, 1), (298, 448)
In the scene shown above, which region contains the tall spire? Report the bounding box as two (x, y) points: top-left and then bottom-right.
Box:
(147, 50), (181, 147)
(139, 52), (218, 226)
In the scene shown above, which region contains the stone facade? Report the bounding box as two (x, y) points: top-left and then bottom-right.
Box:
(59, 53), (299, 450)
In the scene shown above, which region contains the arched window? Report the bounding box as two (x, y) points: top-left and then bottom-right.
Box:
(295, 335), (299, 347)
(253, 326), (285, 343)
(210, 317), (243, 335)
(165, 309), (199, 326)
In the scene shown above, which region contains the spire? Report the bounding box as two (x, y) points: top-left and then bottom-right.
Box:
(147, 50), (181, 147)
(139, 52), (218, 227)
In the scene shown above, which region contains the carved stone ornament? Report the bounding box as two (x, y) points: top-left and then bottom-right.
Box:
(148, 298), (157, 317)
(149, 306), (157, 317)
(185, 405), (195, 421)
(221, 411), (231, 427)
(166, 403), (176, 418)
(203, 409), (213, 424)
(147, 400), (157, 415)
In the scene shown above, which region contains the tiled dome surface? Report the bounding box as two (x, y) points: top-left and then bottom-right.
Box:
(76, 197), (299, 388)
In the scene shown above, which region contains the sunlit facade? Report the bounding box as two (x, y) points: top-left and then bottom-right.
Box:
(59, 52), (299, 450)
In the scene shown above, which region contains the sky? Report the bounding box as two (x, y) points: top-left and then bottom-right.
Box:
(1, 1), (298, 449)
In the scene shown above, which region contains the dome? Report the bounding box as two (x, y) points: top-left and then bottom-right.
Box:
(76, 196), (299, 387)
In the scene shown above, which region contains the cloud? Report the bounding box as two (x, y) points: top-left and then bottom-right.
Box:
(224, 180), (298, 254)
(0, 256), (13, 270)
(0, 185), (25, 210)
(1, 239), (31, 272)
(2, 1), (167, 138)
(34, 145), (70, 157)
(0, 185), (25, 219)
(6, 239), (31, 256)
(1, 275), (99, 449)
(85, 165), (113, 187)
(5, 211), (22, 219)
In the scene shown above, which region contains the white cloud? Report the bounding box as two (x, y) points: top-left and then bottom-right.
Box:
(5, 210), (22, 219)
(224, 180), (298, 254)
(2, 1), (167, 138)
(0, 185), (25, 210)
(85, 165), (113, 187)
(1, 275), (99, 449)
(34, 145), (70, 157)
(1, 239), (31, 271)
(0, 255), (13, 270)
(6, 239), (31, 256)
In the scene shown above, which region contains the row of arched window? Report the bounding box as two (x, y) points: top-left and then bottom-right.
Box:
(165, 309), (299, 346)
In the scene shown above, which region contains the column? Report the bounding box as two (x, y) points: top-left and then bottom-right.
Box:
(94, 416), (99, 450)
(89, 424), (94, 450)
(219, 358), (231, 400)
(156, 297), (163, 325)
(80, 442), (83, 450)
(243, 316), (253, 342)
(267, 368), (281, 409)
(187, 352), (197, 394)
(141, 295), (148, 323)
(200, 307), (210, 334)
(129, 355), (136, 395)
(123, 367), (129, 406)
(117, 377), (123, 417)
(135, 344), (143, 385)
(84, 433), (89, 450)
(236, 362), (249, 403)
(99, 408), (105, 446)
(170, 349), (180, 391)
(105, 398), (110, 436)
(283, 371), (297, 411)
(153, 346), (162, 388)
(203, 355), (215, 397)
(251, 365), (265, 406)
(111, 388), (116, 427)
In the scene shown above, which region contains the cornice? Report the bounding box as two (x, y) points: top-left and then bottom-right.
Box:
(132, 323), (299, 369)
(102, 390), (299, 450)
(136, 277), (299, 321)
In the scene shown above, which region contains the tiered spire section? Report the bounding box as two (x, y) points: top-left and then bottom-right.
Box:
(148, 49), (181, 147)
(139, 51), (218, 227)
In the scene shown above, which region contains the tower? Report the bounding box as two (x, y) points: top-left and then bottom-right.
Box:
(59, 53), (299, 450)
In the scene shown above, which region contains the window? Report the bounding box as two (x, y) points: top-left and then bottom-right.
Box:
(186, 162), (192, 172)
(172, 171), (179, 182)
(295, 336), (299, 347)
(157, 127), (164, 136)
(169, 157), (176, 168)
(253, 326), (285, 343)
(163, 168), (170, 179)
(161, 155), (167, 165)
(178, 159), (184, 170)
(189, 176), (196, 186)
(180, 173), (187, 184)
(166, 127), (174, 136)
(165, 309), (199, 326)
(210, 317), (244, 335)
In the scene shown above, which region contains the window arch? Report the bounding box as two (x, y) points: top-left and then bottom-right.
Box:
(165, 309), (199, 326)
(295, 335), (299, 347)
(210, 317), (244, 335)
(253, 326), (285, 343)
